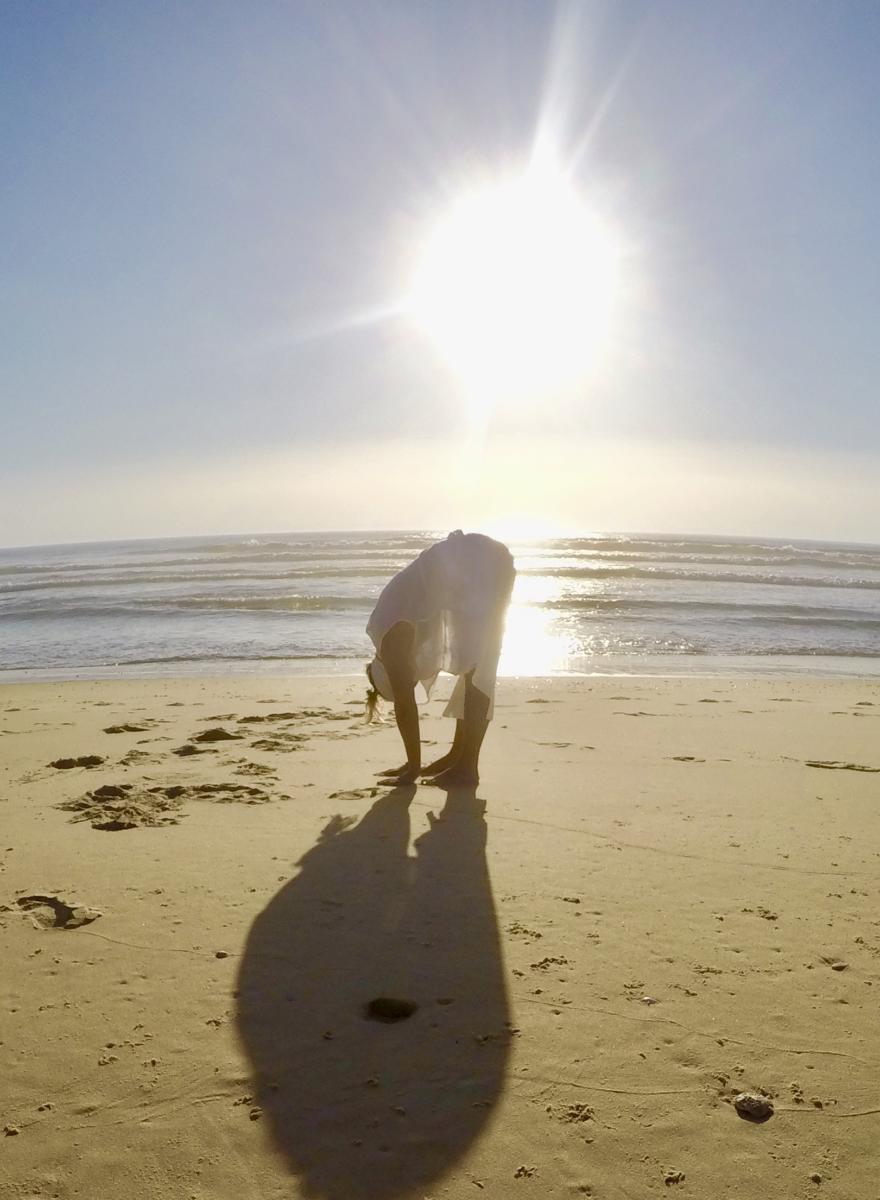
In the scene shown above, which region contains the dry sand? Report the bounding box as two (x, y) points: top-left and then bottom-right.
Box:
(2, 673), (879, 1199)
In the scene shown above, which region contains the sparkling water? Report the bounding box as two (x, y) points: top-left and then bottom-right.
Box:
(2, 530), (879, 680)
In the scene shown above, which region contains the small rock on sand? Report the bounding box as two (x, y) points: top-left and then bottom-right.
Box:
(734, 1092), (774, 1122)
(364, 997), (418, 1022)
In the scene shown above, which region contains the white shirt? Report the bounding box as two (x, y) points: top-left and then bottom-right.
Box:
(366, 532), (515, 719)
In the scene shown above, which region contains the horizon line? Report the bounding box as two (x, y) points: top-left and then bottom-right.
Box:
(2, 526), (880, 555)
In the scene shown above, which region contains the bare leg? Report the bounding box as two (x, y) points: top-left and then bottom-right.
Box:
(421, 720), (464, 775)
(377, 622), (421, 784)
(428, 673), (489, 788)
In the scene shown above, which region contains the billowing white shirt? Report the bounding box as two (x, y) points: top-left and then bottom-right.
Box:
(366, 531), (515, 719)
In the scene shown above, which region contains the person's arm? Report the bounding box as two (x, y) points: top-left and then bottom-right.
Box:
(380, 622), (421, 782)
(390, 680), (420, 781)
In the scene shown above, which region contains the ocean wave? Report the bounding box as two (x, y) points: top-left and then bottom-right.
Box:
(0, 566), (398, 594)
(537, 597), (880, 624)
(0, 595), (374, 619)
(519, 550), (880, 572)
(536, 534), (880, 556)
(7, 563), (880, 598)
(527, 566), (880, 589)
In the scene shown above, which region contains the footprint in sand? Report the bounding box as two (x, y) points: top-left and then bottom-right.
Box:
(192, 726), (244, 743)
(507, 922), (543, 941)
(49, 755), (105, 770)
(60, 784), (185, 829)
(235, 712), (301, 724)
(250, 732), (309, 752)
(805, 760), (879, 773)
(14, 894), (101, 929)
(58, 780), (286, 830)
(119, 748), (158, 765)
(232, 760), (279, 778)
(551, 1101), (594, 1124)
(172, 781), (287, 805)
(102, 720), (162, 734)
(172, 727), (249, 754)
(328, 787), (381, 801)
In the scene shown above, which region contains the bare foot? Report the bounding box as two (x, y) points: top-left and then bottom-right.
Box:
(426, 765), (479, 788)
(376, 764), (408, 777)
(383, 763), (420, 785)
(420, 753), (458, 776)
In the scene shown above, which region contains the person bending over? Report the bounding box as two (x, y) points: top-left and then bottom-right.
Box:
(365, 531), (515, 787)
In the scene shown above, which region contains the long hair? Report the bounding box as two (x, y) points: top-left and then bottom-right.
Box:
(364, 663), (380, 723)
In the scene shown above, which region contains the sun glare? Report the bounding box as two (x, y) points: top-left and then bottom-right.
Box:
(409, 167), (621, 398)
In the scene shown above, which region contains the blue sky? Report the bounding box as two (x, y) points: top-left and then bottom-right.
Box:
(2, 1), (879, 545)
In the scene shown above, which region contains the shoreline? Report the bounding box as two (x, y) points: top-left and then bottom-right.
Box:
(4, 650), (880, 686)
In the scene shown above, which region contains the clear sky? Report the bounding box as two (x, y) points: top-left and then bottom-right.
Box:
(2, 0), (879, 547)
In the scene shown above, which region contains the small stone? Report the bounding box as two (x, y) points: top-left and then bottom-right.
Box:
(831, 962), (848, 972)
(364, 996), (418, 1022)
(734, 1092), (774, 1122)
(810, 1173), (822, 1184)
(664, 1170), (685, 1186)
(215, 951), (229, 959)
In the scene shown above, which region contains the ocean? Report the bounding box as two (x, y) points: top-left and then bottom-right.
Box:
(2, 531), (880, 681)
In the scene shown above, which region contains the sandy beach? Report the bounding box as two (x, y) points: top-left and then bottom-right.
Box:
(2, 673), (879, 1198)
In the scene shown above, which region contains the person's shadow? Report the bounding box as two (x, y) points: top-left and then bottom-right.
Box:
(235, 784), (511, 1199)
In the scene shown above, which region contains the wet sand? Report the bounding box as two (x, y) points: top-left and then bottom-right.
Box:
(2, 674), (879, 1198)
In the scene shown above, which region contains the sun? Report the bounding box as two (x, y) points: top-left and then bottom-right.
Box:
(409, 167), (621, 398)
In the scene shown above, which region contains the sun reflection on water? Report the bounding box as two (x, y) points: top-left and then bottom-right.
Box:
(498, 601), (575, 676)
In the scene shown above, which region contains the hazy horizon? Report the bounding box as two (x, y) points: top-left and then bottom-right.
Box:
(4, 522), (880, 557)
